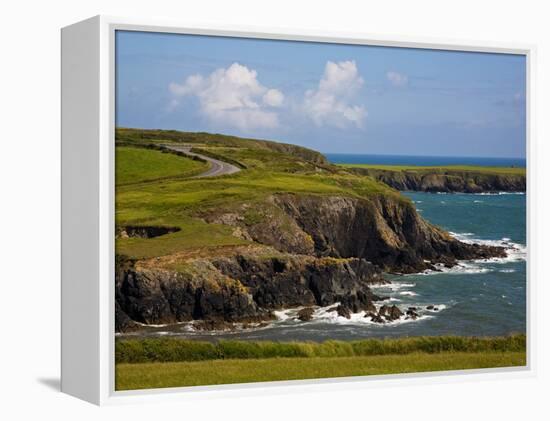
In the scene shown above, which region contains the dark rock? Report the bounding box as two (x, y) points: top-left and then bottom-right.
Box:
(369, 313), (386, 324)
(297, 307), (315, 321)
(378, 304), (403, 321)
(426, 305), (434, 310)
(115, 259), (262, 329)
(336, 305), (352, 319)
(116, 225), (180, 239)
(378, 305), (390, 317)
(406, 309), (419, 320)
(387, 305), (404, 321)
(115, 252), (385, 332)
(364, 301), (377, 314)
(272, 194), (507, 274)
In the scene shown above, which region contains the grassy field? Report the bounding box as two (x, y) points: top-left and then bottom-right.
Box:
(115, 336), (526, 390)
(115, 128), (402, 259)
(116, 351), (526, 390)
(116, 146), (209, 185)
(338, 163), (526, 176)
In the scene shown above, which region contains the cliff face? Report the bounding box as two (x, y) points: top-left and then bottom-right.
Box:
(229, 193), (505, 273)
(349, 168), (526, 193)
(115, 251), (385, 332)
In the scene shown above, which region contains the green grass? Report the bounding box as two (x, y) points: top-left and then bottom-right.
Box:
(116, 127), (328, 166)
(115, 335), (526, 363)
(115, 351), (526, 390)
(116, 146), (209, 185)
(115, 138), (401, 259)
(338, 163), (526, 176)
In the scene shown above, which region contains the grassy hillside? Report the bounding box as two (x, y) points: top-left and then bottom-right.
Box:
(116, 146), (209, 185)
(115, 128), (401, 260)
(116, 127), (329, 166)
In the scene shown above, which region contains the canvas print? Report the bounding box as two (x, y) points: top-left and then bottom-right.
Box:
(114, 30), (527, 391)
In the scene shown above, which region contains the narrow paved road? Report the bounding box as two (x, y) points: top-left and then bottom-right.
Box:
(164, 145), (241, 178)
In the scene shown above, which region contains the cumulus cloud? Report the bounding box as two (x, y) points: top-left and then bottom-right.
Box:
(169, 63), (284, 130)
(263, 89), (285, 107)
(386, 71), (408, 87)
(302, 60), (367, 129)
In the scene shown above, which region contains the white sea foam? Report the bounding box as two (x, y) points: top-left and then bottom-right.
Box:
(418, 261), (490, 276)
(370, 282), (416, 291)
(399, 291), (418, 296)
(425, 304), (447, 312)
(450, 232), (527, 264)
(273, 309), (293, 321)
(471, 192), (525, 196)
(274, 303), (437, 327)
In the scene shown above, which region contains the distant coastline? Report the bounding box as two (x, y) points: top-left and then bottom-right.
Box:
(325, 153), (526, 168)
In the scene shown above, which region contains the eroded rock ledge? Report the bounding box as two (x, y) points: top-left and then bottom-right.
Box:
(115, 251), (386, 332)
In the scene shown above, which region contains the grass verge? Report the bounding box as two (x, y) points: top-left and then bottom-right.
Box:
(115, 351), (526, 390)
(115, 335), (526, 363)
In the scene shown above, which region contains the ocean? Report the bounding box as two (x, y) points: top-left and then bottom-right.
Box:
(325, 153), (526, 168)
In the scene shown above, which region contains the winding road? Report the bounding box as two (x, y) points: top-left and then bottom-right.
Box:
(164, 145), (241, 178)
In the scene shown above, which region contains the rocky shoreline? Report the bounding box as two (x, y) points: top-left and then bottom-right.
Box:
(115, 192), (506, 333)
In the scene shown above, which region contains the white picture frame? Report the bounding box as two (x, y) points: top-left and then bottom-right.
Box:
(61, 15), (535, 405)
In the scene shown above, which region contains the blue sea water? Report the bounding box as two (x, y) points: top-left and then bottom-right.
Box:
(325, 153), (526, 168)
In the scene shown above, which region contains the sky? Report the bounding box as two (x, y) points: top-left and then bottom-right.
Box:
(116, 30), (526, 158)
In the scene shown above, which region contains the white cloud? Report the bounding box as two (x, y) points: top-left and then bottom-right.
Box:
(169, 63), (284, 130)
(263, 89), (284, 107)
(386, 71), (408, 87)
(302, 60), (367, 129)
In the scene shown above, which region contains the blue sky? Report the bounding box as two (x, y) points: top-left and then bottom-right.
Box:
(116, 30), (526, 158)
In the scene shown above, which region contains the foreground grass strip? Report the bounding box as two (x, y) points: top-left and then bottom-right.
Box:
(115, 351), (526, 390)
(115, 335), (526, 363)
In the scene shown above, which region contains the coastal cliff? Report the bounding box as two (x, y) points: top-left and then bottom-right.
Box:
(116, 193), (505, 331)
(347, 167), (526, 193)
(115, 250), (386, 332)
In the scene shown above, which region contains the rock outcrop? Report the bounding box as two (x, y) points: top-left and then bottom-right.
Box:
(348, 168), (526, 193)
(115, 252), (385, 332)
(245, 193), (506, 273)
